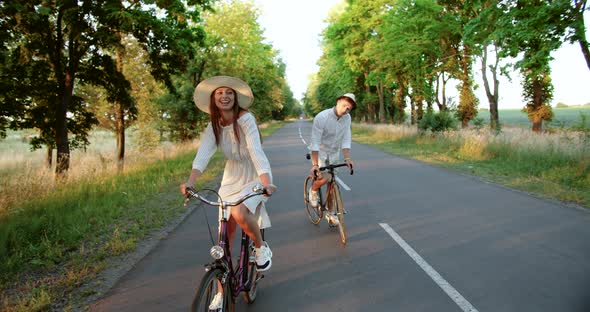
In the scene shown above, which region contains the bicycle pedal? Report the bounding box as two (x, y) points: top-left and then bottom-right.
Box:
(256, 274), (264, 282)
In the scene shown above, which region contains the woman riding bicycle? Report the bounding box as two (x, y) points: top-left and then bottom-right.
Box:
(308, 93), (356, 225)
(179, 75), (276, 272)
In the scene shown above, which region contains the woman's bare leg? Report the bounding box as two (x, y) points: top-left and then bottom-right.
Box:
(231, 204), (263, 248)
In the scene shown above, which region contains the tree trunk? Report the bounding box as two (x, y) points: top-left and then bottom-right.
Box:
(458, 43), (477, 129)
(56, 71), (73, 179)
(410, 96), (416, 125)
(531, 77), (544, 133)
(377, 82), (385, 123)
(392, 79), (406, 124)
(574, 1), (590, 71)
(46, 146), (53, 169)
(481, 45), (500, 130)
(364, 77), (375, 123)
(116, 38), (126, 172)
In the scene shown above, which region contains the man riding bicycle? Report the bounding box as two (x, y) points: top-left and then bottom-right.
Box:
(308, 93), (356, 225)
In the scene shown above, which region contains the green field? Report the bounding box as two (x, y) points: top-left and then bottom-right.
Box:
(475, 106), (590, 128)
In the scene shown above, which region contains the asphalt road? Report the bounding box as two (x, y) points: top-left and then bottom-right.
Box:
(89, 120), (590, 312)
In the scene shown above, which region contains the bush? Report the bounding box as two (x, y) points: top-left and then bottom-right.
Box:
(555, 102), (568, 108)
(418, 110), (458, 132)
(571, 112), (590, 133)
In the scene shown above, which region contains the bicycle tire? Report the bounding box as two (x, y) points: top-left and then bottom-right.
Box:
(304, 175), (322, 225)
(243, 229), (265, 303)
(191, 268), (233, 312)
(333, 184), (347, 245)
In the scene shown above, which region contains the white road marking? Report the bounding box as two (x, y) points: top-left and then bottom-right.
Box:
(298, 126), (308, 145)
(379, 223), (479, 312)
(335, 176), (351, 191)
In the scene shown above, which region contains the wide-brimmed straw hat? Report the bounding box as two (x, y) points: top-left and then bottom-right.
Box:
(337, 93), (357, 109)
(193, 76), (254, 114)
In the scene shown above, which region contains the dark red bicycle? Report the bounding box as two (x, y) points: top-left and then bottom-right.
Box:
(185, 185), (268, 311)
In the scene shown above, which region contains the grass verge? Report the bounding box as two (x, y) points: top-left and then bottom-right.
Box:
(353, 123), (589, 209)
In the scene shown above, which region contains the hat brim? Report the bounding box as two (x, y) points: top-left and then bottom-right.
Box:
(193, 76), (254, 114)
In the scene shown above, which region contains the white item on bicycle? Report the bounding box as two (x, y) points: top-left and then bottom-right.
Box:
(209, 292), (223, 310)
(255, 241), (273, 272)
(309, 189), (319, 208)
(326, 213), (339, 226)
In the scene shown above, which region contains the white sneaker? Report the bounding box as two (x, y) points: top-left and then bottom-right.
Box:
(209, 292), (223, 310)
(309, 190), (319, 208)
(326, 213), (339, 226)
(255, 241), (272, 272)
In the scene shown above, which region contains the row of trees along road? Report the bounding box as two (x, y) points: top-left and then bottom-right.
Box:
(304, 0), (589, 132)
(1, 0), (299, 179)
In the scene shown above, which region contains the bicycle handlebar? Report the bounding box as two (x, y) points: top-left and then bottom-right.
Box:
(306, 153), (354, 175)
(184, 185), (268, 208)
(318, 163), (353, 175)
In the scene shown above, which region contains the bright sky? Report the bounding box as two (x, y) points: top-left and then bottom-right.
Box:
(255, 0), (590, 109)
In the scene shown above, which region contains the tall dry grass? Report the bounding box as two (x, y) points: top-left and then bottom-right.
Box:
(0, 130), (200, 217)
(355, 123), (588, 164)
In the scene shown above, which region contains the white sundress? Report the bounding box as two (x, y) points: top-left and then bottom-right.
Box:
(192, 113), (272, 228)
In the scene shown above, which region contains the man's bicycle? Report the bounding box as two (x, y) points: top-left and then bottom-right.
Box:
(303, 155), (353, 245)
(184, 185), (268, 311)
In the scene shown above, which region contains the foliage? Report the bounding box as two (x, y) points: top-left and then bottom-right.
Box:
(571, 112), (590, 132)
(158, 0), (293, 141)
(555, 102), (569, 108)
(418, 110), (458, 132)
(0, 0), (212, 175)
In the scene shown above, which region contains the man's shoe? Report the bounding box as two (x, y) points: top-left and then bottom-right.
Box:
(209, 292), (223, 310)
(309, 189), (319, 208)
(255, 241), (272, 272)
(326, 213), (339, 226)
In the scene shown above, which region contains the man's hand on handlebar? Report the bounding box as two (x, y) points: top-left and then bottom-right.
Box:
(309, 165), (320, 178)
(345, 158), (354, 172)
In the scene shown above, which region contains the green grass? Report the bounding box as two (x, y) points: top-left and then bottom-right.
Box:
(0, 121), (285, 311)
(353, 123), (590, 209)
(474, 106), (590, 128)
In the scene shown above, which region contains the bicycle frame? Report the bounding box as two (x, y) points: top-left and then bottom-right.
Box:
(316, 163), (349, 210)
(304, 159), (352, 245)
(212, 218), (255, 298)
(186, 188), (265, 302)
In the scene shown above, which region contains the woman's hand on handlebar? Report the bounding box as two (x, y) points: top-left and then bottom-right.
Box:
(180, 182), (194, 197)
(263, 183), (277, 196)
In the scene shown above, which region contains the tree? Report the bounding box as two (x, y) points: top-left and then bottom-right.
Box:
(464, 1), (507, 131)
(494, 0), (566, 132)
(0, 0), (211, 177)
(158, 0), (291, 141)
(563, 0), (590, 71)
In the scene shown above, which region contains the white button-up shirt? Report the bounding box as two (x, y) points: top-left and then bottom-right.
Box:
(309, 107), (352, 165)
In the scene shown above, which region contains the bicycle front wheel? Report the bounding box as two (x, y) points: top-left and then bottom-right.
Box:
(191, 268), (233, 312)
(333, 185), (347, 245)
(304, 175), (321, 224)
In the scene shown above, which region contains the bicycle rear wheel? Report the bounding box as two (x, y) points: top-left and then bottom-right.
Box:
(191, 268), (233, 312)
(333, 185), (347, 245)
(243, 229), (264, 303)
(304, 175), (321, 224)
